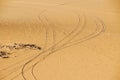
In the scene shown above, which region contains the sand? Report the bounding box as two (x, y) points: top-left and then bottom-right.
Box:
(0, 0), (120, 80)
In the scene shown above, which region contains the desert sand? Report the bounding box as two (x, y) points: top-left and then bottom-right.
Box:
(0, 0), (120, 80)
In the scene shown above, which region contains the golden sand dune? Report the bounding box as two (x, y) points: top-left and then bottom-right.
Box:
(0, 0), (120, 80)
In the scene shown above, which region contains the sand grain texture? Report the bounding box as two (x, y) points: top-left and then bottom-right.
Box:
(0, 0), (120, 80)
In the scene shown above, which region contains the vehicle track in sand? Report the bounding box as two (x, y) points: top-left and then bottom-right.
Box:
(0, 1), (106, 80)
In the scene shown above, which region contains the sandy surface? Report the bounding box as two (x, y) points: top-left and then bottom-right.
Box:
(0, 0), (120, 80)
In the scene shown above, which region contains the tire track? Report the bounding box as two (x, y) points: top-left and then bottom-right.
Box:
(21, 12), (82, 80)
(30, 13), (85, 80)
(0, 1), (106, 80)
(0, 1), (75, 80)
(8, 14), (106, 80)
(29, 15), (106, 80)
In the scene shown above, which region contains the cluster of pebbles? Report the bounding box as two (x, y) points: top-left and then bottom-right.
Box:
(0, 51), (10, 58)
(0, 43), (41, 59)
